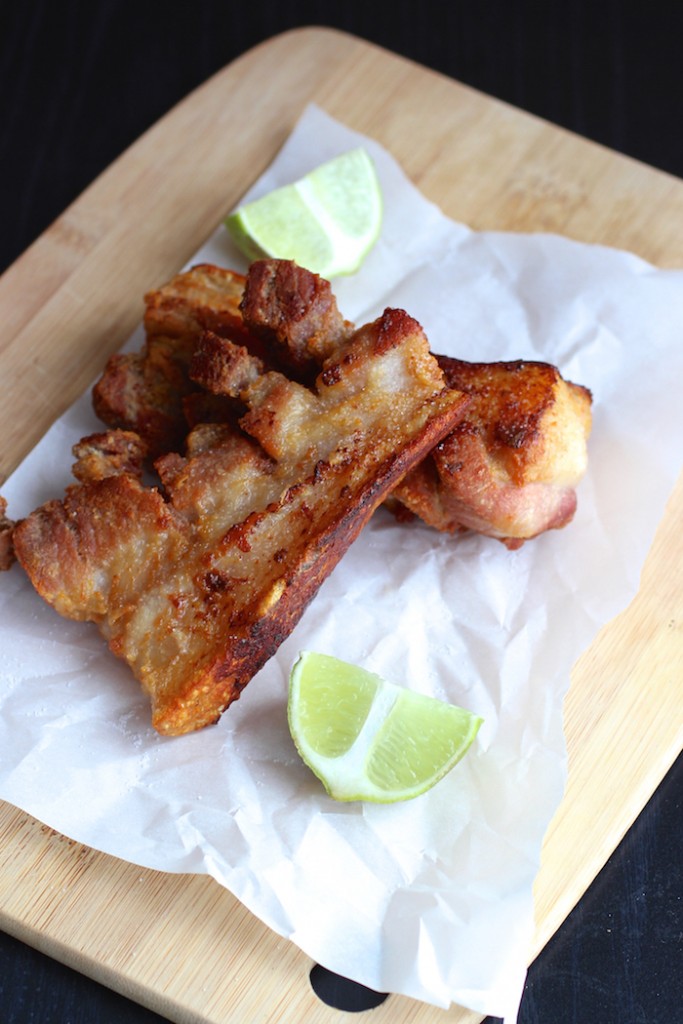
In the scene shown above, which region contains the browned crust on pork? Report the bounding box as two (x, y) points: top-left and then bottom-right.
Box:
(240, 259), (353, 376)
(392, 357), (592, 546)
(0, 495), (16, 570)
(14, 284), (469, 735)
(71, 430), (148, 483)
(92, 265), (270, 459)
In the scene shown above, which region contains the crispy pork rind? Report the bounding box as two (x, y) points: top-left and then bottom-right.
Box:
(71, 430), (148, 483)
(90, 260), (593, 550)
(0, 496), (15, 571)
(240, 263), (593, 548)
(14, 278), (469, 735)
(239, 257), (353, 376)
(92, 265), (264, 459)
(391, 358), (593, 548)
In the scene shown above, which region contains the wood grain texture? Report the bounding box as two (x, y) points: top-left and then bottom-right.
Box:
(0, 27), (681, 1024)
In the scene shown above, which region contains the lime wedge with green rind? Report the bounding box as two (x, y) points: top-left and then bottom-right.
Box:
(288, 651), (483, 803)
(225, 148), (382, 277)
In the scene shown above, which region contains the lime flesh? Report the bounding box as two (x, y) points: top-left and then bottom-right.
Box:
(288, 651), (483, 803)
(225, 148), (382, 277)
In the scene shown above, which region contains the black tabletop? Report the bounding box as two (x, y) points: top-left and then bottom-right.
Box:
(1, 3), (681, 1023)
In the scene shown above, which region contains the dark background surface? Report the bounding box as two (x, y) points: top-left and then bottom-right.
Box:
(1, 2), (681, 1022)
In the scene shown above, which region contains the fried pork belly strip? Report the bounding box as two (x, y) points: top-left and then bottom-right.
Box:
(239, 257), (353, 375)
(241, 261), (593, 548)
(92, 265), (263, 459)
(143, 262), (254, 344)
(14, 301), (468, 735)
(390, 358), (592, 548)
(0, 496), (15, 570)
(71, 430), (148, 483)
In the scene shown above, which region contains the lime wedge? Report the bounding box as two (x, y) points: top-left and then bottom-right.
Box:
(225, 148), (382, 277)
(288, 651), (483, 803)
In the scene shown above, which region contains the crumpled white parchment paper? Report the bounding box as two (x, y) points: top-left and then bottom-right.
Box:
(1, 105), (682, 1020)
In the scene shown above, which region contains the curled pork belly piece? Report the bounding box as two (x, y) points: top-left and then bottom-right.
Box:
(13, 291), (468, 735)
(0, 496), (16, 570)
(241, 261), (593, 549)
(390, 357), (593, 548)
(239, 257), (354, 376)
(92, 265), (265, 460)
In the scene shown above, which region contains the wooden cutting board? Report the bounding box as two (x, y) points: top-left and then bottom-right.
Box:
(1, 27), (681, 1024)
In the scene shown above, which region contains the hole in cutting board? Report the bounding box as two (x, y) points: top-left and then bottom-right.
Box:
(309, 964), (389, 1012)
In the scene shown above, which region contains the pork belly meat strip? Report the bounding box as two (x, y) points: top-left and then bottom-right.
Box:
(71, 430), (148, 483)
(14, 304), (469, 735)
(239, 257), (353, 377)
(241, 262), (593, 548)
(92, 265), (266, 459)
(142, 263), (255, 344)
(391, 358), (592, 548)
(0, 496), (15, 570)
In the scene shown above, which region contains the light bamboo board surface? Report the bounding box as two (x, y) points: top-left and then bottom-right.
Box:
(1, 27), (681, 1024)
